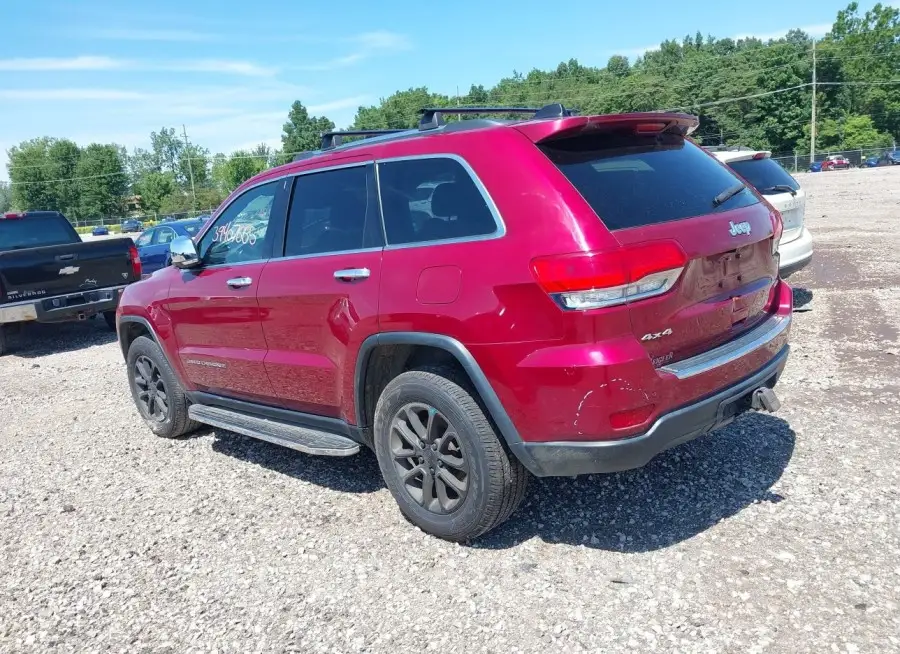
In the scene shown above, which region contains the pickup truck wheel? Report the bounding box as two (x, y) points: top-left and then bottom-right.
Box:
(374, 367), (529, 541)
(103, 311), (117, 331)
(126, 335), (198, 439)
(0, 325), (7, 356)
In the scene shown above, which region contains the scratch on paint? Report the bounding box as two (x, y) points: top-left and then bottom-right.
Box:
(573, 389), (594, 435)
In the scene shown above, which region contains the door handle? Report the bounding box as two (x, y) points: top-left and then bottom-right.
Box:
(333, 268), (371, 282)
(226, 276), (253, 288)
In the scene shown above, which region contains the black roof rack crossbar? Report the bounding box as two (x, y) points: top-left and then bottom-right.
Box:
(320, 129), (408, 150)
(418, 103), (577, 131)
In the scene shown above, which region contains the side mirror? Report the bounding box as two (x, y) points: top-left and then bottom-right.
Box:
(169, 235), (200, 269)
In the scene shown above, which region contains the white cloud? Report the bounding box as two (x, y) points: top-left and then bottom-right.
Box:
(0, 56), (124, 71)
(351, 31), (412, 51)
(733, 23), (832, 42)
(86, 28), (218, 42)
(0, 56), (276, 77)
(307, 95), (370, 114)
(0, 88), (149, 101)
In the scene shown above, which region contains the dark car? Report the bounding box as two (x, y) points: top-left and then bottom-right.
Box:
(121, 218), (143, 233)
(92, 225), (110, 236)
(865, 156), (880, 167)
(1, 211), (141, 355)
(808, 161), (823, 173)
(877, 151), (900, 166)
(133, 218), (205, 275)
(117, 104), (791, 541)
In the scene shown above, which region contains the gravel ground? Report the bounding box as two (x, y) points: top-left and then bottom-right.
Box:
(2, 166), (899, 653)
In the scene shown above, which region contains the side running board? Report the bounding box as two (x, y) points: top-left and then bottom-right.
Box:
(188, 404), (360, 457)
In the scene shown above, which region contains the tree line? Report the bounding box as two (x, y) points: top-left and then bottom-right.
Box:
(4, 1), (897, 220)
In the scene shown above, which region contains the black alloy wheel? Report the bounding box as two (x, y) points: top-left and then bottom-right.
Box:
(133, 354), (170, 422)
(389, 403), (470, 514)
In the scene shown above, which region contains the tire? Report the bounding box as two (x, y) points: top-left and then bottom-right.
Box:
(0, 325), (7, 356)
(103, 311), (117, 331)
(373, 366), (529, 541)
(126, 335), (199, 439)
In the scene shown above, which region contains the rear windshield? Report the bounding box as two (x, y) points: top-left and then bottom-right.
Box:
(539, 131), (758, 230)
(0, 215), (78, 251)
(181, 221), (202, 236)
(728, 158), (800, 194)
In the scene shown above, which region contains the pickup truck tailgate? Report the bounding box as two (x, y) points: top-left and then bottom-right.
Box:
(0, 239), (136, 303)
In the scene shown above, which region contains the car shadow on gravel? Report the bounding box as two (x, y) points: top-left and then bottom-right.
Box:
(3, 318), (117, 358)
(208, 428), (384, 494)
(475, 413), (796, 552)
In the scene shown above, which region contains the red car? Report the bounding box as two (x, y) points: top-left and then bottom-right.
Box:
(116, 105), (792, 541)
(821, 155), (850, 171)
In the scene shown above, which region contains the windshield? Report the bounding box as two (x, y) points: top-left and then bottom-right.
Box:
(539, 131), (758, 230)
(727, 157), (800, 194)
(0, 215), (78, 251)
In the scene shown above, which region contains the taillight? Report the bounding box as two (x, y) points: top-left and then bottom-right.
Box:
(128, 244), (142, 279)
(2, 212), (24, 219)
(770, 208), (783, 255)
(532, 241), (687, 311)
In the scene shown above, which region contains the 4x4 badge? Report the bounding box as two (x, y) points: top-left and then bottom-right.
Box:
(729, 221), (751, 236)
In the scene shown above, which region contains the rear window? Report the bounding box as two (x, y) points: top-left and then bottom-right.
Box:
(539, 131), (758, 230)
(182, 221), (202, 236)
(0, 215), (78, 251)
(728, 157), (800, 194)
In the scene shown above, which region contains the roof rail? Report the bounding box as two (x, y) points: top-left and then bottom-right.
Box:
(320, 129), (408, 151)
(292, 151), (318, 162)
(418, 103), (578, 131)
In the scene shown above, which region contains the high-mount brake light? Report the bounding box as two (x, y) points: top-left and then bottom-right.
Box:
(634, 122), (668, 134)
(752, 152), (768, 160)
(532, 241), (688, 311)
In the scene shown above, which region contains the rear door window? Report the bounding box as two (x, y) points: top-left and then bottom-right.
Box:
(539, 131), (759, 230)
(727, 158), (800, 194)
(377, 157), (500, 245)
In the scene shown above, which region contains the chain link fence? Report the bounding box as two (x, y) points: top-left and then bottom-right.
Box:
(72, 208), (216, 232)
(772, 146), (898, 173)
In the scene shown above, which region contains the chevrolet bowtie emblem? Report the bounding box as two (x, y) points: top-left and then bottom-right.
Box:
(59, 266), (80, 275)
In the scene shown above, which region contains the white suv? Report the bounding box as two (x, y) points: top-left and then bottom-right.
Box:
(710, 148), (813, 277)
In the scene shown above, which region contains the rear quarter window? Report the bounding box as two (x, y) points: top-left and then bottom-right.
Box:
(539, 131), (759, 230)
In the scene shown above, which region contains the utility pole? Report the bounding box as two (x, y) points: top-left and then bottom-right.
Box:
(810, 39), (817, 165)
(182, 124), (197, 210)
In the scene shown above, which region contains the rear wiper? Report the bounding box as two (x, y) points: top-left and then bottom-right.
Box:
(712, 183), (746, 208)
(760, 184), (797, 197)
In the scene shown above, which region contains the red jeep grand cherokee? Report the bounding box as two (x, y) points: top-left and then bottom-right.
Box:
(117, 105), (792, 541)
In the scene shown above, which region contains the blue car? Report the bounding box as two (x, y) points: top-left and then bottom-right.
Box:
(134, 218), (205, 275)
(91, 225), (109, 236)
(808, 161), (823, 173)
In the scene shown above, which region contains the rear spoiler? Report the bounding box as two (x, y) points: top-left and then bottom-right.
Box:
(512, 112), (699, 144)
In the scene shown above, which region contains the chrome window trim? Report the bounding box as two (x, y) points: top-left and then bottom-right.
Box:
(375, 153), (507, 250)
(197, 162), (375, 269)
(660, 312), (791, 380)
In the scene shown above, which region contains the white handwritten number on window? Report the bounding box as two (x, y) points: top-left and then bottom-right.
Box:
(212, 222), (257, 246)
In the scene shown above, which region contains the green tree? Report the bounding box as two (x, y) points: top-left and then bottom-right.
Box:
(211, 144), (272, 193)
(75, 144), (128, 219)
(7, 137), (80, 216)
(134, 171), (177, 214)
(281, 101), (335, 156)
(0, 182), (11, 213)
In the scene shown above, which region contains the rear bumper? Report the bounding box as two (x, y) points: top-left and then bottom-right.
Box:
(0, 285), (127, 325)
(514, 344), (789, 477)
(778, 227), (813, 278)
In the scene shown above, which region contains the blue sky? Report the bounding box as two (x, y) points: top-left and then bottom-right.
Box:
(0, 0), (890, 181)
